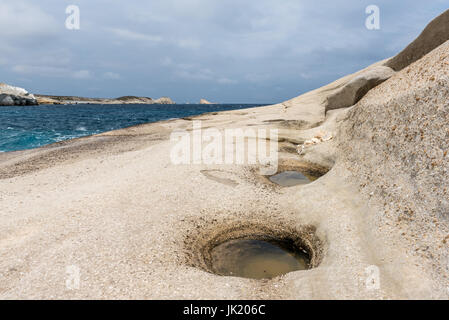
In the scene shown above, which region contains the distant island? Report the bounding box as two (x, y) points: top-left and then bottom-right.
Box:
(0, 83), (175, 106)
(0, 83), (228, 106)
(35, 94), (174, 105)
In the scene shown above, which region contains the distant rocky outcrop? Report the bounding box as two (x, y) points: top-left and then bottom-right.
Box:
(200, 99), (216, 104)
(153, 97), (174, 104)
(386, 9), (449, 71)
(35, 95), (174, 105)
(0, 83), (38, 106)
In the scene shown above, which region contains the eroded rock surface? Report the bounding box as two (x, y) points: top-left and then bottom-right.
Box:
(324, 66), (395, 113)
(338, 40), (449, 294)
(0, 11), (447, 300)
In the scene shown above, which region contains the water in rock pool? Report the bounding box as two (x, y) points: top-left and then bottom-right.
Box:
(211, 239), (310, 279)
(269, 171), (315, 187)
(0, 103), (264, 152)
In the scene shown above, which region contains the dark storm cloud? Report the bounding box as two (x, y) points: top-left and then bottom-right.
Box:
(0, 0), (447, 103)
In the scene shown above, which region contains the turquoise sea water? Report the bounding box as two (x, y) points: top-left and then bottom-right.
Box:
(0, 103), (263, 152)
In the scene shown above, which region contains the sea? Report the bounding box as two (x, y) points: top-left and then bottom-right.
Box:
(0, 103), (264, 152)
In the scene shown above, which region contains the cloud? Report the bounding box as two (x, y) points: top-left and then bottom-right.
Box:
(0, 1), (58, 39)
(245, 73), (271, 84)
(175, 68), (214, 81)
(73, 70), (91, 79)
(161, 57), (173, 66)
(177, 38), (202, 49)
(163, 58), (237, 84)
(103, 72), (121, 80)
(217, 78), (238, 85)
(107, 27), (162, 43)
(12, 65), (92, 79)
(1, 0), (447, 103)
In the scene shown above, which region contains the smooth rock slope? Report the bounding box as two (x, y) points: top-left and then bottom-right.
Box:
(386, 9), (449, 71)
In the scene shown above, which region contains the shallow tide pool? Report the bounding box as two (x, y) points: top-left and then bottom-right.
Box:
(268, 171), (315, 187)
(211, 239), (310, 279)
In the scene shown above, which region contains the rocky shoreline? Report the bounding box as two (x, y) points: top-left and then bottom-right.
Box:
(0, 10), (447, 299)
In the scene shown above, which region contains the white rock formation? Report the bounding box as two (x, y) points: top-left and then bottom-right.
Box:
(0, 83), (38, 106)
(200, 99), (215, 104)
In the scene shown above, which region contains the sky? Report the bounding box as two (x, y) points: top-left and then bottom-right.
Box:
(0, 0), (447, 104)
